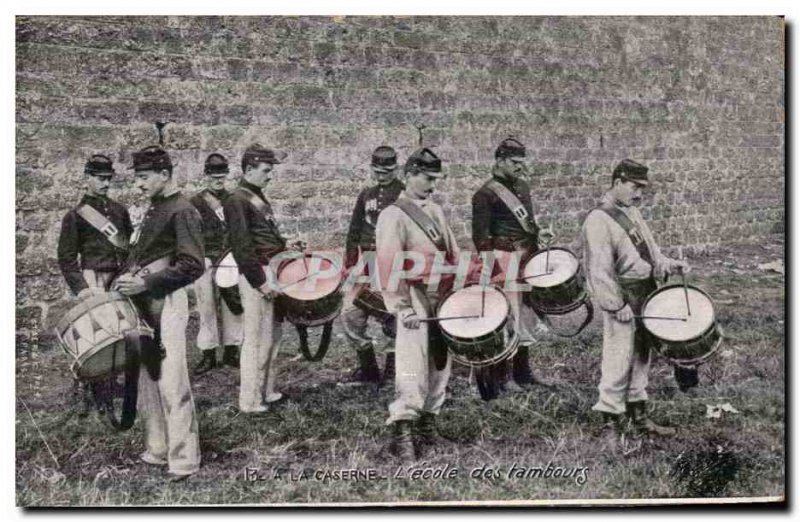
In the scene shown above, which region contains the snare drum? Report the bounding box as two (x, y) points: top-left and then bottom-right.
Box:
(277, 254), (344, 327)
(353, 285), (396, 338)
(641, 284), (723, 366)
(213, 249), (239, 289)
(521, 247), (586, 315)
(436, 285), (519, 367)
(55, 292), (153, 380)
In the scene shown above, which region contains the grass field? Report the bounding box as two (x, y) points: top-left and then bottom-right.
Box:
(15, 239), (785, 506)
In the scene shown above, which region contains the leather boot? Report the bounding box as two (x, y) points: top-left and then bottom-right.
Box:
(222, 345), (240, 368)
(194, 350), (217, 375)
(350, 346), (381, 384)
(391, 420), (416, 464)
(380, 352), (395, 387)
(627, 401), (676, 436)
(674, 365), (699, 392)
(512, 345), (555, 388)
(475, 365), (501, 401)
(416, 412), (451, 451)
(599, 412), (624, 450)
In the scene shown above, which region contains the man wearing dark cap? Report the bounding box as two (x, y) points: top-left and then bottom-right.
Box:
(471, 137), (553, 397)
(376, 147), (459, 463)
(58, 154), (132, 297)
(341, 146), (405, 384)
(222, 143), (291, 414)
(581, 159), (688, 445)
(190, 153), (243, 375)
(58, 154), (133, 414)
(113, 145), (205, 480)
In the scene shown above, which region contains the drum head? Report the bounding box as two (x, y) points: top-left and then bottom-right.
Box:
(523, 248), (578, 288)
(214, 252), (239, 288)
(643, 286), (715, 342)
(438, 286), (509, 338)
(278, 255), (343, 301)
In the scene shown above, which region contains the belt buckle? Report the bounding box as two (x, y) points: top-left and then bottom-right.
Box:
(426, 227), (441, 241)
(513, 206), (528, 220)
(101, 222), (119, 238)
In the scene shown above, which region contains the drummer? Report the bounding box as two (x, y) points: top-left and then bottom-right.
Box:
(376, 147), (459, 463)
(190, 153), (243, 375)
(57, 154), (133, 413)
(342, 146), (405, 385)
(471, 137), (553, 396)
(113, 146), (205, 481)
(581, 159), (688, 442)
(58, 154), (132, 297)
(222, 143), (295, 414)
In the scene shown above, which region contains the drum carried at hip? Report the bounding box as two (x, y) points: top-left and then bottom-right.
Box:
(435, 284), (519, 368)
(353, 285), (396, 338)
(54, 291), (149, 431)
(276, 252), (344, 362)
(520, 246), (594, 337)
(640, 282), (724, 367)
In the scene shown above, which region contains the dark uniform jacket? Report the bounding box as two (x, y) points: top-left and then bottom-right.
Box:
(344, 178), (404, 268)
(126, 190), (205, 300)
(57, 194), (133, 295)
(471, 175), (540, 253)
(189, 188), (230, 261)
(222, 180), (287, 289)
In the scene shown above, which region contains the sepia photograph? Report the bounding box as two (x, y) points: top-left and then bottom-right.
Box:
(13, 12), (785, 507)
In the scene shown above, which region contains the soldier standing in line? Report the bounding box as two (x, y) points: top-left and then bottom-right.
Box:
(341, 146), (405, 385)
(57, 154), (133, 413)
(471, 137), (554, 398)
(581, 159), (688, 444)
(190, 153), (243, 375)
(114, 146), (205, 481)
(222, 144), (295, 414)
(376, 147), (459, 463)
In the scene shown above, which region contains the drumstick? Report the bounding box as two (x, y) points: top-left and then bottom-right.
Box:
(545, 244), (551, 273)
(517, 271), (554, 282)
(480, 286), (485, 317)
(417, 315), (482, 323)
(635, 315), (688, 321)
(678, 246), (691, 317)
(279, 271), (321, 291)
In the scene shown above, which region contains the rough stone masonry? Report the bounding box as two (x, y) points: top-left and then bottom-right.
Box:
(15, 16), (784, 348)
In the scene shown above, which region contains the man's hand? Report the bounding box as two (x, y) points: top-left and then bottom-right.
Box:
(289, 240), (307, 252)
(114, 274), (147, 296)
(258, 282), (275, 301)
(615, 304), (633, 323)
(402, 312), (421, 330)
(669, 259), (691, 275)
(539, 227), (556, 245)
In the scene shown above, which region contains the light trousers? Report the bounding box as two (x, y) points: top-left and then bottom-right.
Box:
(194, 258), (242, 351)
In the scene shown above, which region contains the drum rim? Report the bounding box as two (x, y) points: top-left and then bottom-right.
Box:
(436, 284), (512, 340)
(654, 323), (724, 366)
(450, 329), (520, 367)
(55, 291), (132, 336)
(641, 283), (718, 341)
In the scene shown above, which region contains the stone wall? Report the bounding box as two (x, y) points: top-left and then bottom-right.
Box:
(15, 16), (785, 346)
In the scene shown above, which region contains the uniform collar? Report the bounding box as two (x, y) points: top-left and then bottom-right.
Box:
(206, 187), (228, 198)
(491, 168), (518, 189)
(378, 178), (404, 191)
(602, 191), (628, 210)
(399, 191), (432, 207)
(150, 187), (180, 204)
(240, 179), (266, 199)
(81, 193), (109, 204)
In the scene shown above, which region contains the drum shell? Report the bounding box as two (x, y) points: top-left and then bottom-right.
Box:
(278, 291), (343, 327)
(353, 286), (393, 324)
(212, 249), (239, 289)
(55, 292), (153, 380)
(436, 286), (519, 367)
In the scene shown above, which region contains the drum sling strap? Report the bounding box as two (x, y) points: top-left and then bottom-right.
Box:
(201, 190), (226, 223)
(485, 179), (536, 235)
(91, 329), (141, 431)
(597, 205), (655, 266)
(393, 198), (452, 371)
(76, 204), (129, 250)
